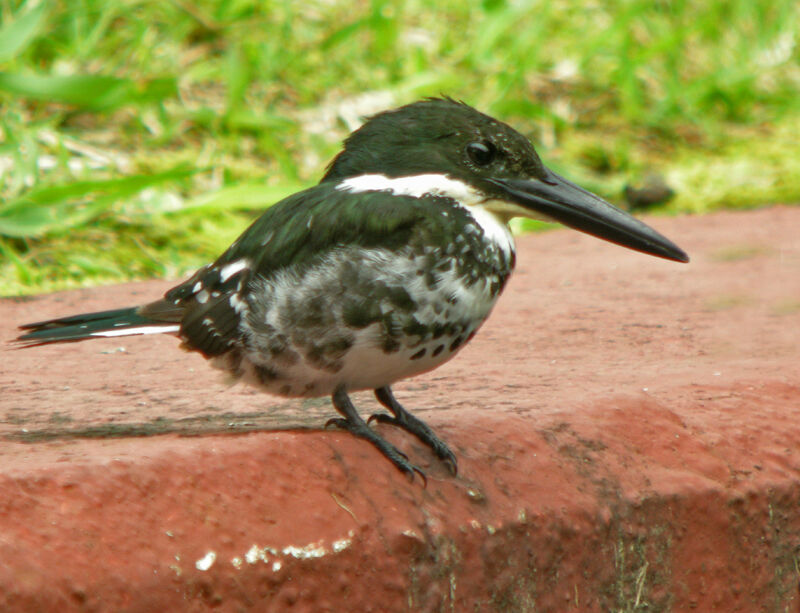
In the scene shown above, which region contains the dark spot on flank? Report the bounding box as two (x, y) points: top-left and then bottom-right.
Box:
(432, 344), (445, 357)
(403, 318), (429, 339)
(274, 347), (300, 366)
(324, 335), (354, 358)
(249, 321), (276, 336)
(381, 313), (402, 339)
(410, 348), (426, 360)
(305, 345), (325, 367)
(436, 259), (452, 272)
(449, 335), (464, 352)
(268, 334), (289, 356)
(279, 384), (292, 395)
(424, 271), (439, 290)
(304, 343), (346, 373)
(223, 351), (243, 376)
(382, 336), (401, 353)
(443, 322), (462, 337)
(293, 295), (329, 328)
(255, 365), (278, 383)
(387, 286), (415, 312)
(342, 300), (380, 328)
(334, 257), (358, 282)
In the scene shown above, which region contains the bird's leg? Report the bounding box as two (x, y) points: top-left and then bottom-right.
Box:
(369, 386), (457, 475)
(327, 385), (426, 484)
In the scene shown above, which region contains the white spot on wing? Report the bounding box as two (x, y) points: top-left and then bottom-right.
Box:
(229, 293), (247, 314)
(219, 259), (250, 283)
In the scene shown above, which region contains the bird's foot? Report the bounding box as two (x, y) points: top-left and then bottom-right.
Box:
(372, 387), (458, 475)
(367, 412), (457, 475)
(328, 392), (427, 485)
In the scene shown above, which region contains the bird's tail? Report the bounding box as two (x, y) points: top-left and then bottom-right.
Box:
(15, 306), (181, 347)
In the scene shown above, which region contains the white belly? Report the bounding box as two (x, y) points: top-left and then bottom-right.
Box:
(229, 246), (507, 397)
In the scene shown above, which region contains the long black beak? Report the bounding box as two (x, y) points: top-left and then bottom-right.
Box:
(488, 170), (689, 263)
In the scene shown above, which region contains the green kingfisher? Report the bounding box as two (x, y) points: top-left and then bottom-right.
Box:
(17, 98), (688, 482)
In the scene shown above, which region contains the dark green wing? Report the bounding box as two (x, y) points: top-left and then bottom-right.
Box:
(160, 182), (448, 357)
(217, 181), (432, 275)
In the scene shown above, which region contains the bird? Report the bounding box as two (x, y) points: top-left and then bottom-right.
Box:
(16, 98), (689, 482)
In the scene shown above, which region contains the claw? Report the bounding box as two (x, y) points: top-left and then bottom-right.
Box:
(396, 461), (427, 486)
(442, 456), (458, 477)
(388, 455), (425, 486)
(410, 466), (427, 487)
(325, 417), (346, 429)
(367, 412), (392, 425)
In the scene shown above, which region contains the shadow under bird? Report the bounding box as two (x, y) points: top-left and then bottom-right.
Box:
(16, 98), (689, 482)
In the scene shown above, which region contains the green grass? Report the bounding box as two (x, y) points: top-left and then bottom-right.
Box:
(1, 0), (798, 295)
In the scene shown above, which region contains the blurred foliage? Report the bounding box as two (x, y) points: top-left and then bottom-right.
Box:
(0, 0), (798, 294)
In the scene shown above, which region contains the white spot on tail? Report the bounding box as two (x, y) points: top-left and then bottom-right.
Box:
(90, 325), (180, 338)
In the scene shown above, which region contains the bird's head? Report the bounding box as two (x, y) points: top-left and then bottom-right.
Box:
(322, 98), (688, 263)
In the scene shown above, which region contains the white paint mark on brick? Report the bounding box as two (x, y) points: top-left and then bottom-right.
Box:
(245, 545), (260, 564)
(195, 551), (216, 571)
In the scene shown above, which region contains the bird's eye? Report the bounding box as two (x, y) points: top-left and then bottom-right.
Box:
(466, 141), (496, 166)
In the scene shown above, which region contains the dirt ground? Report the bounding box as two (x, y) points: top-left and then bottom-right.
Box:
(1, 205), (799, 611)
